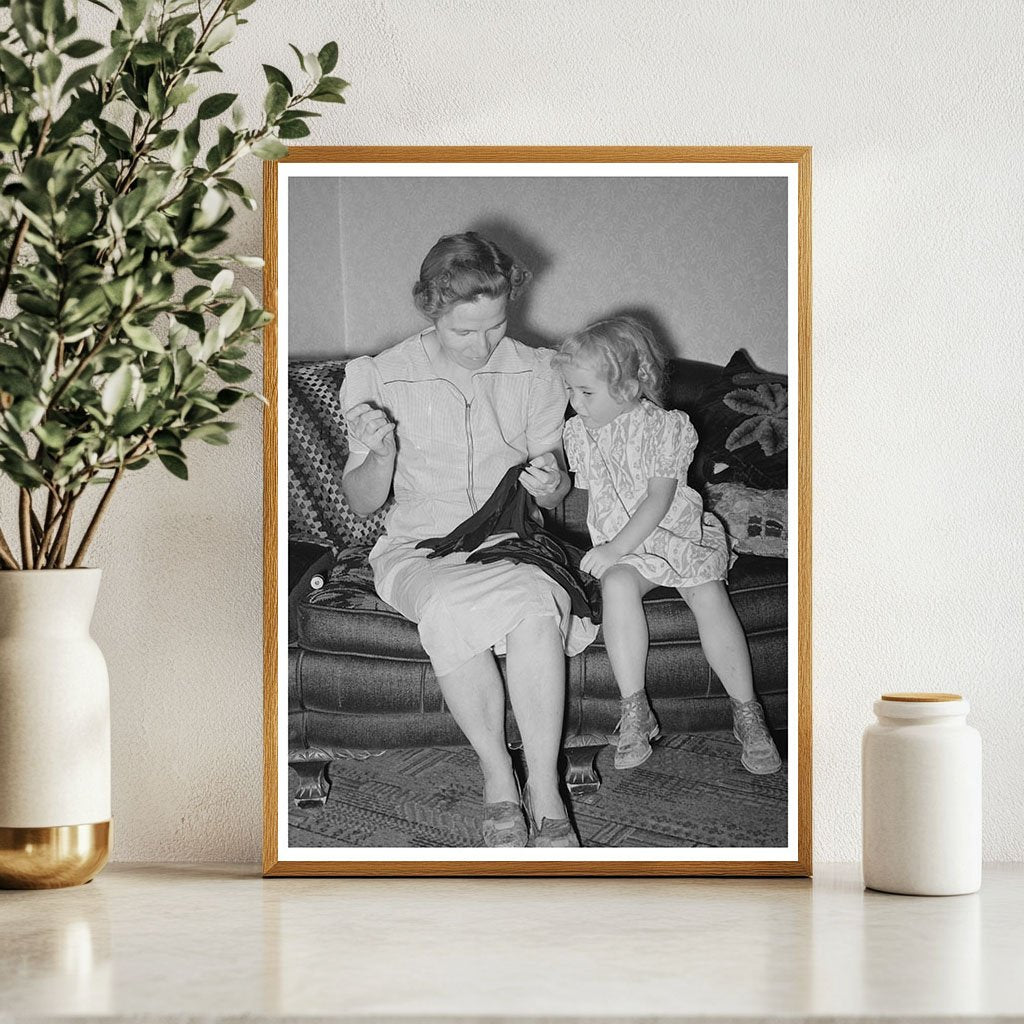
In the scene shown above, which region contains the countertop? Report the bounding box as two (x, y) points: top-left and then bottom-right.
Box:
(2, 862), (1022, 1022)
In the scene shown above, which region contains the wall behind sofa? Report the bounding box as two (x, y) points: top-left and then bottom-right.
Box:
(42, 0), (1021, 864)
(287, 174), (789, 370)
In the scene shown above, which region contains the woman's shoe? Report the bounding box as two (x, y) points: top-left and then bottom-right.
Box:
(481, 799), (528, 848)
(730, 697), (783, 775)
(613, 691), (661, 769)
(522, 785), (581, 848)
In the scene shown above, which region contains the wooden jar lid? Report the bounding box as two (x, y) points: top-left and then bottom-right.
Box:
(881, 692), (962, 702)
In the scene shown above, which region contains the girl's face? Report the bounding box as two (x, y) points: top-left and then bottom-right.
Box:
(562, 360), (638, 429)
(433, 294), (508, 370)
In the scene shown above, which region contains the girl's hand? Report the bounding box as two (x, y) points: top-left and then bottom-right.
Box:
(519, 452), (561, 500)
(345, 402), (396, 458)
(580, 543), (623, 579)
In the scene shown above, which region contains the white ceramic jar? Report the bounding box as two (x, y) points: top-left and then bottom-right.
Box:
(862, 692), (981, 895)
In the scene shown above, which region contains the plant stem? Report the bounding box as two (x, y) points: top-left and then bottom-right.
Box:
(36, 488), (67, 567)
(71, 465), (124, 568)
(18, 489), (34, 569)
(0, 527), (20, 570)
(46, 492), (79, 569)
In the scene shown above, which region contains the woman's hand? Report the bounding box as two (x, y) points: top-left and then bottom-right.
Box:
(345, 402), (396, 459)
(519, 452), (562, 502)
(580, 543), (623, 579)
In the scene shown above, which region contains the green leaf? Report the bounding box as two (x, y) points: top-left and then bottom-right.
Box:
(226, 0), (257, 11)
(123, 321), (164, 353)
(318, 75), (349, 94)
(34, 421), (71, 448)
(215, 388), (247, 408)
(42, 0), (67, 33)
(264, 81), (288, 118)
(309, 88), (346, 104)
(228, 254), (263, 269)
(277, 120), (310, 140)
(112, 405), (151, 436)
(38, 51), (63, 86)
(198, 91), (236, 119)
(9, 399), (46, 433)
(189, 423), (230, 445)
(101, 365), (133, 415)
(210, 269), (234, 294)
(147, 74), (166, 118)
(318, 41), (339, 75)
(250, 137), (287, 160)
(262, 64), (292, 95)
(96, 44), (128, 81)
(203, 15), (236, 54)
(300, 50), (321, 80)
(158, 452), (188, 479)
(173, 27), (196, 65)
(213, 362), (251, 384)
(0, 50), (33, 87)
(132, 42), (169, 66)
(166, 82), (200, 107)
(149, 128), (177, 149)
(63, 38), (104, 58)
(120, 0), (155, 32)
(217, 295), (246, 339)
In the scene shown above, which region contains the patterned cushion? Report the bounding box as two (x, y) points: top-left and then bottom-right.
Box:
(689, 350), (788, 490)
(706, 482), (787, 558)
(297, 544), (428, 658)
(288, 361), (390, 550)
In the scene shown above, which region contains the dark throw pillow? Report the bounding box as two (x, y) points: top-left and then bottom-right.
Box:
(690, 350), (788, 490)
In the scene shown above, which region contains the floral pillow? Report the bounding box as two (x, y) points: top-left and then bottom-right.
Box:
(690, 350), (788, 490)
(706, 482), (787, 559)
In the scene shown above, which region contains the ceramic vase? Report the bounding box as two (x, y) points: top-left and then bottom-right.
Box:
(0, 569), (111, 888)
(862, 692), (981, 896)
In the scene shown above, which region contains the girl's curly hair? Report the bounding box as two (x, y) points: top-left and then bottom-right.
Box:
(412, 231), (531, 320)
(553, 315), (666, 406)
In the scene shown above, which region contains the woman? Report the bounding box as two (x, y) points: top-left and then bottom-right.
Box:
(340, 232), (597, 848)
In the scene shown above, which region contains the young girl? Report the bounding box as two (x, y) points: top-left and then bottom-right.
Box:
(555, 316), (782, 775)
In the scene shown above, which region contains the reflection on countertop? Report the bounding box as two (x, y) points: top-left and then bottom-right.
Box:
(1, 862), (1021, 1020)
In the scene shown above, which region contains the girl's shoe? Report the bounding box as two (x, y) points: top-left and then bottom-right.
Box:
(613, 691), (661, 769)
(522, 785), (581, 848)
(730, 697), (783, 775)
(481, 799), (528, 848)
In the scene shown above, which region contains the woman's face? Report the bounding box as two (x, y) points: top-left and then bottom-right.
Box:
(433, 294), (508, 370)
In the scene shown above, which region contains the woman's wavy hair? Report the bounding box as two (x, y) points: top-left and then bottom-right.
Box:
(554, 315), (666, 406)
(412, 231), (532, 320)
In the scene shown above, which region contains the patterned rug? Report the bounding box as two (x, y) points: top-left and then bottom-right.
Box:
(288, 731), (788, 849)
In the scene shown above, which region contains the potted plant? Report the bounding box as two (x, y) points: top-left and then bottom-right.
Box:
(0, 0), (344, 887)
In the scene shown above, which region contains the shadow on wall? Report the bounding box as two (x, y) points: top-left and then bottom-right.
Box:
(469, 217), (556, 351)
(469, 221), (698, 364)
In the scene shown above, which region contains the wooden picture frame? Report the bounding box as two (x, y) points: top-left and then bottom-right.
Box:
(263, 147), (812, 877)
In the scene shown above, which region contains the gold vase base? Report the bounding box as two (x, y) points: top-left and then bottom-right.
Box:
(0, 821), (111, 889)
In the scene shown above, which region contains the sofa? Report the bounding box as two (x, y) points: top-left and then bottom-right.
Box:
(287, 352), (789, 808)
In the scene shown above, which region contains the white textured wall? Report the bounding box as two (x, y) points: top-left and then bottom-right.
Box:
(37, 1), (1023, 863)
(287, 175), (789, 369)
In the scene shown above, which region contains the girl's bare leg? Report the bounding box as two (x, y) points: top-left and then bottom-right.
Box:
(600, 564), (658, 698)
(680, 580), (755, 701)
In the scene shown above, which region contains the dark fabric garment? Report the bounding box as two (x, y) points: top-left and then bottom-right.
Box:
(416, 464), (603, 623)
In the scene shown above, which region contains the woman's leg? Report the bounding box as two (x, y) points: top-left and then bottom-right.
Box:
(601, 565), (658, 698)
(504, 613), (568, 822)
(680, 580), (754, 702)
(435, 651), (519, 804)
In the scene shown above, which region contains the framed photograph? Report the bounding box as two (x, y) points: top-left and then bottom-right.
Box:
(263, 147), (811, 877)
